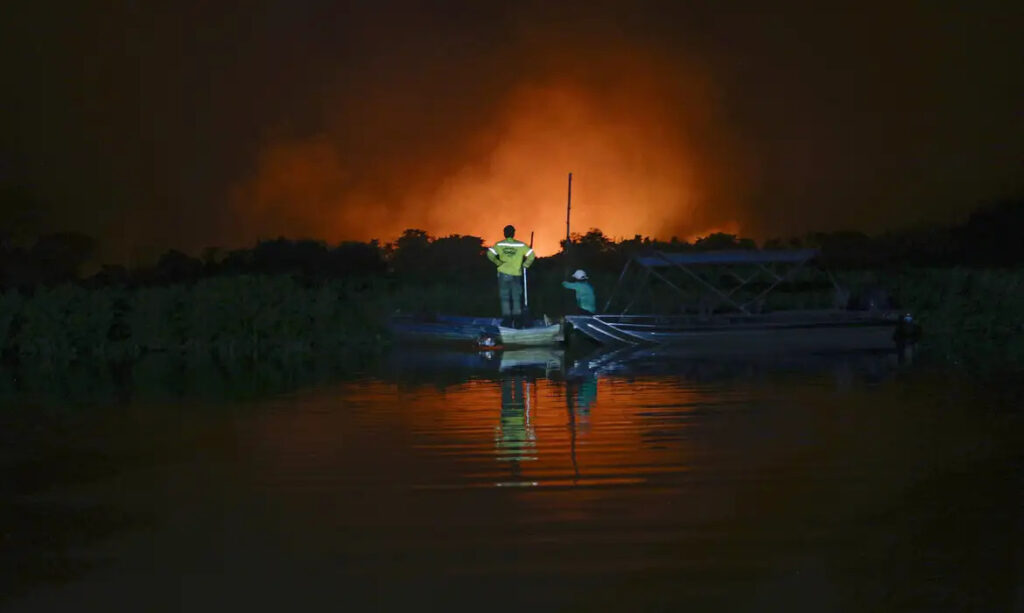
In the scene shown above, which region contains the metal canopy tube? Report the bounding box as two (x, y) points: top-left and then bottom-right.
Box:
(756, 262), (785, 282)
(643, 263), (727, 312)
(603, 258), (632, 314)
(620, 266), (650, 314)
(741, 258), (811, 311)
(634, 248), (818, 267)
(653, 252), (747, 313)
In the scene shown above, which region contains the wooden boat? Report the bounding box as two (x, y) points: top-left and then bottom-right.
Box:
(389, 314), (564, 347)
(566, 248), (905, 350)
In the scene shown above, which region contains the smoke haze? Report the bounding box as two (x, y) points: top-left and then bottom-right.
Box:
(231, 43), (744, 254)
(3, 1), (1021, 261)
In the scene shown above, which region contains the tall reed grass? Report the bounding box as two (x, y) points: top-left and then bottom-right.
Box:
(0, 268), (1021, 366)
(1, 276), (390, 364)
(887, 268), (1024, 364)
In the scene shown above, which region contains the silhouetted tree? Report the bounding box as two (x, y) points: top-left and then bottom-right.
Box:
(201, 247), (223, 275)
(429, 235), (490, 280)
(219, 248), (254, 274)
(388, 231), (491, 281)
(152, 249), (203, 284)
(29, 232), (96, 284)
(4, 194), (1021, 291)
(390, 229), (432, 277)
(560, 229), (623, 274)
(953, 198), (1024, 266)
(693, 233), (755, 251)
(328, 240), (386, 276)
(86, 264), (130, 288)
(253, 237), (330, 276)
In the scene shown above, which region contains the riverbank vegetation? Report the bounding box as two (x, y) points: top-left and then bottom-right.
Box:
(1, 198), (1022, 366)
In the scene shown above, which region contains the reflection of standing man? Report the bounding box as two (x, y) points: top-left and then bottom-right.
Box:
(496, 374), (537, 465)
(487, 225), (535, 329)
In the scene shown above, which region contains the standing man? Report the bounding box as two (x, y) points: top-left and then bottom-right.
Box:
(487, 225), (535, 328)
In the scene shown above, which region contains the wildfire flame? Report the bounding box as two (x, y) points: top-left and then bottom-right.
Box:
(231, 52), (746, 254)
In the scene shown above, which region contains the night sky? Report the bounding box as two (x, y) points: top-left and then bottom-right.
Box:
(3, 1), (1022, 260)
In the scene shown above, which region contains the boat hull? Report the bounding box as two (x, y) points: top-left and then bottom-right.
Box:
(566, 311), (901, 353)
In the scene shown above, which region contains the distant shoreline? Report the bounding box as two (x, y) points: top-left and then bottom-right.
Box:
(1, 266), (1021, 369)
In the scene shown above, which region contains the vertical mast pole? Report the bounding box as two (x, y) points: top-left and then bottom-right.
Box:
(562, 172), (574, 318)
(565, 172), (572, 255)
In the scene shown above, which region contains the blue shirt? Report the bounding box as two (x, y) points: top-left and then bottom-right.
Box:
(561, 281), (596, 313)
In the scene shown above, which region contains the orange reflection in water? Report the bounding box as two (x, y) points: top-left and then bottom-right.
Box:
(243, 374), (711, 494)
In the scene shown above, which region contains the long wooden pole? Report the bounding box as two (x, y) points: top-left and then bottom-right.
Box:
(564, 172), (578, 477)
(562, 172), (573, 320)
(523, 230), (533, 310)
(565, 172), (572, 255)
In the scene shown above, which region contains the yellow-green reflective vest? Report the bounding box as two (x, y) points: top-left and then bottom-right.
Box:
(487, 238), (535, 276)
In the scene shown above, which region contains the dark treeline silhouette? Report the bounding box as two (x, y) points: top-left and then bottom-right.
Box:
(543, 228), (758, 277)
(1, 197), (1022, 290)
(1, 198), (1022, 367)
(0, 231), (98, 287)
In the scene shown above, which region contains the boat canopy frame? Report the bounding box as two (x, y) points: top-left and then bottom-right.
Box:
(602, 248), (837, 315)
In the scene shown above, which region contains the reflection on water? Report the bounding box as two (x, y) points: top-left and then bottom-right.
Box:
(3, 346), (1023, 611)
(496, 374), (537, 471)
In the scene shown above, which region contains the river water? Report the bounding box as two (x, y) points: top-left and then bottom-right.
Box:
(2, 347), (1022, 611)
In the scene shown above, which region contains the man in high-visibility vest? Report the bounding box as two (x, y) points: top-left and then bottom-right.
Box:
(486, 225), (535, 328)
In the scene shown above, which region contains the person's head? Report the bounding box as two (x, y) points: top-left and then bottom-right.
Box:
(503, 225), (515, 238)
(572, 269), (588, 280)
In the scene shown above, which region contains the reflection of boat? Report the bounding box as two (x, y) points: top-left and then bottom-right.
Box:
(566, 249), (902, 350)
(495, 348), (564, 372)
(384, 345), (563, 379)
(389, 314), (563, 347)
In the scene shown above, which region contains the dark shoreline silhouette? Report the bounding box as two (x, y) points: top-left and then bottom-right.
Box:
(1, 198), (1022, 366)
(2, 198), (1022, 291)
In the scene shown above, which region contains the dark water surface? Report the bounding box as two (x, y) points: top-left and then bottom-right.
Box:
(2, 347), (1022, 611)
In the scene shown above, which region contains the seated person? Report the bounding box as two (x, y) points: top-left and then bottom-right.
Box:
(561, 269), (596, 315)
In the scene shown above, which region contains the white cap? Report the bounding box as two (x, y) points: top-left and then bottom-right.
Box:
(571, 269), (588, 280)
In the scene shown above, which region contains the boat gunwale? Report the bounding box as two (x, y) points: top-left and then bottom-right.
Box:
(584, 310), (900, 334)
(565, 311), (900, 347)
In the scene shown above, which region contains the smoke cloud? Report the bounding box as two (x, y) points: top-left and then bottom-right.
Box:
(230, 41), (747, 254)
(4, 2), (1021, 262)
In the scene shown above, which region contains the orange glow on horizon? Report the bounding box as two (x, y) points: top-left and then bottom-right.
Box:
(230, 53), (749, 255)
